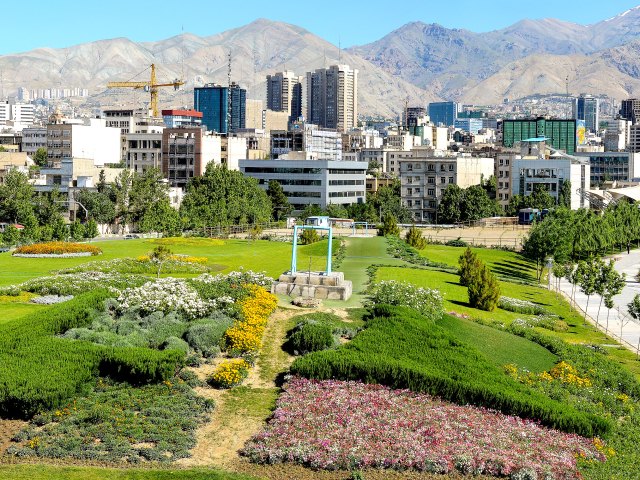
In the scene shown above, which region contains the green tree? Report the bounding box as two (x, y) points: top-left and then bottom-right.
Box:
(436, 184), (464, 224)
(75, 189), (116, 225)
(299, 204), (324, 220)
(325, 203), (349, 219)
(300, 228), (320, 245)
(378, 212), (400, 236)
(505, 194), (526, 217)
(33, 185), (67, 226)
(578, 258), (602, 325)
(32, 147), (49, 168)
(346, 202), (378, 223)
(525, 184), (556, 210)
(458, 247), (482, 287)
(84, 219), (99, 239)
(266, 180), (292, 221)
(139, 199), (181, 237)
(405, 225), (427, 250)
(467, 262), (501, 311)
(69, 220), (85, 241)
(0, 170), (35, 224)
(2, 225), (21, 246)
(558, 180), (572, 209)
(51, 216), (68, 240)
(603, 265), (625, 331)
(460, 184), (499, 222)
(180, 165), (271, 228)
(369, 181), (412, 223)
(149, 245), (173, 278)
(128, 168), (170, 225)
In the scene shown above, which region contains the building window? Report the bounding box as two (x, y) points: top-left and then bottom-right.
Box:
(448, 164), (454, 171)
(440, 164), (446, 171)
(407, 188), (412, 195)
(448, 177), (454, 183)
(427, 188), (435, 196)
(440, 177), (446, 184)
(505, 159), (510, 166)
(427, 177), (435, 184)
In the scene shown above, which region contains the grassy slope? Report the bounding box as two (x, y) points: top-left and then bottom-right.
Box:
(420, 244), (538, 282)
(437, 314), (557, 373)
(0, 465), (258, 480)
(376, 266), (640, 379)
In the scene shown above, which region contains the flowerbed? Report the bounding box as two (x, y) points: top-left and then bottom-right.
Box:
(0, 271), (147, 296)
(499, 296), (548, 315)
(242, 377), (605, 478)
(13, 241), (101, 256)
(209, 359), (251, 388)
(56, 257), (215, 275)
(367, 280), (444, 319)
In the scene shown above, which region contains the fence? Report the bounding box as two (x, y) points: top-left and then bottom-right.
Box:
(422, 234), (525, 249)
(551, 281), (640, 358)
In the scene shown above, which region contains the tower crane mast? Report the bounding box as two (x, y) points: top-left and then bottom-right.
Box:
(107, 64), (184, 118)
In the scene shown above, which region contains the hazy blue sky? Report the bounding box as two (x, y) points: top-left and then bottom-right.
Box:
(3, 1), (640, 54)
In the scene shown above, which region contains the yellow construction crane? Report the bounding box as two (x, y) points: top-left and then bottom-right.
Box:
(107, 64), (184, 118)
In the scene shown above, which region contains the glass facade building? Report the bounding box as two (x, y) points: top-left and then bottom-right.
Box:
(502, 118), (576, 155)
(427, 102), (460, 127)
(193, 84), (246, 134)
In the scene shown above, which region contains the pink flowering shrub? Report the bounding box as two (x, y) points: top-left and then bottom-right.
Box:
(242, 377), (605, 479)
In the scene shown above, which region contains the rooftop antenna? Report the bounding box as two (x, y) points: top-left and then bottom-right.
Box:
(227, 51), (232, 134)
(566, 75), (570, 119)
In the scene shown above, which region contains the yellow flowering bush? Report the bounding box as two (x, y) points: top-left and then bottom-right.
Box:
(224, 284), (277, 355)
(14, 242), (102, 256)
(209, 359), (250, 388)
(549, 361), (592, 388)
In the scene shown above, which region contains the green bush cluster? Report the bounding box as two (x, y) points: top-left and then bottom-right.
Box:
(56, 257), (212, 275)
(286, 322), (335, 355)
(404, 225), (427, 250)
(0, 291), (183, 419)
(7, 378), (213, 463)
(458, 247), (500, 311)
(386, 235), (451, 270)
(290, 305), (610, 437)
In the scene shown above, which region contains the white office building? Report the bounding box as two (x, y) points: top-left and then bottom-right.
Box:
(240, 159), (366, 210)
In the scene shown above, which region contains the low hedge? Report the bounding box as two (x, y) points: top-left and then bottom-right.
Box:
(0, 290), (183, 419)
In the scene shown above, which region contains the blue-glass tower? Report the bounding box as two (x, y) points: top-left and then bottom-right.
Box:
(194, 84), (246, 134)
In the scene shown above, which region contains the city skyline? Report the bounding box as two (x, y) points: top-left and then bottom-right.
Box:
(2, 1), (640, 55)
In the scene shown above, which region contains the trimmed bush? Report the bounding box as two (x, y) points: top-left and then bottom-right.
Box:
(0, 290), (183, 419)
(286, 322), (335, 354)
(467, 263), (501, 312)
(185, 317), (233, 357)
(405, 225), (427, 250)
(458, 247), (481, 287)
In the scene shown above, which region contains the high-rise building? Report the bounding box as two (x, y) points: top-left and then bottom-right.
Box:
(573, 94), (599, 132)
(405, 107), (427, 126)
(620, 99), (640, 124)
(427, 102), (460, 127)
(266, 71), (304, 121)
(502, 118), (577, 155)
(306, 65), (358, 132)
(194, 83), (246, 134)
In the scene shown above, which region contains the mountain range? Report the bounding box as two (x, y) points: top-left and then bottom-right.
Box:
(3, 7), (640, 116)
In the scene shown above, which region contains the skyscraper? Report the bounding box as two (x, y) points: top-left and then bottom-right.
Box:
(428, 102), (460, 127)
(266, 71), (303, 121)
(620, 98), (640, 124)
(193, 83), (246, 134)
(573, 94), (599, 133)
(306, 65), (358, 132)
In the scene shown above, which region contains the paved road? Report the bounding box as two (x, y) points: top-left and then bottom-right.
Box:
(555, 250), (640, 351)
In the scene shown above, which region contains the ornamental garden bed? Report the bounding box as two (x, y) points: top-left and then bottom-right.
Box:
(12, 241), (102, 257)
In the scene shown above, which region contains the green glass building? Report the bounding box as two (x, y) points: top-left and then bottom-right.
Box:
(502, 118), (576, 155)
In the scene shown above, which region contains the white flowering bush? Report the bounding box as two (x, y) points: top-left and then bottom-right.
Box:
(117, 278), (223, 319)
(498, 296), (547, 315)
(368, 280), (444, 319)
(0, 272), (146, 296)
(193, 269), (273, 288)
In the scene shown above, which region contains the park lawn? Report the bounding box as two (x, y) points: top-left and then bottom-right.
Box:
(437, 314), (557, 373)
(324, 236), (407, 308)
(0, 465), (258, 480)
(420, 244), (537, 282)
(0, 238), (339, 287)
(377, 266), (640, 380)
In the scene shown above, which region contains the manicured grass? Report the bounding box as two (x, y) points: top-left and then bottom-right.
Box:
(0, 237), (337, 287)
(437, 314), (557, 373)
(420, 244), (537, 282)
(376, 266), (640, 379)
(0, 297), (47, 324)
(0, 465), (258, 480)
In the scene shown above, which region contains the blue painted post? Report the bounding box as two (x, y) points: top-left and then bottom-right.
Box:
(291, 225), (299, 273)
(326, 226), (333, 274)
